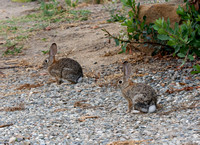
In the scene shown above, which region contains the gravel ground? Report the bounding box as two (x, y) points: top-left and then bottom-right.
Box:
(0, 58), (200, 144)
(0, 0), (199, 144)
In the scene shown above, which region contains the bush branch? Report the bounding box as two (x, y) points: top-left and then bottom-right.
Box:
(102, 28), (171, 48)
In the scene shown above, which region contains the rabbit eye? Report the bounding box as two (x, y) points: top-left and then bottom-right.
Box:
(45, 59), (48, 63)
(119, 80), (123, 84)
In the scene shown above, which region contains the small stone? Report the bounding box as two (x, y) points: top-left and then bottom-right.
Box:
(9, 136), (16, 144)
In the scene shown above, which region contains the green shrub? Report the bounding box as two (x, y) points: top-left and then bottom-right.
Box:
(103, 0), (200, 73)
(153, 1), (200, 66)
(103, 0), (162, 54)
(191, 64), (200, 74)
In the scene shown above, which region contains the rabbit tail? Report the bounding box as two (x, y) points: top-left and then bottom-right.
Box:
(134, 102), (157, 113)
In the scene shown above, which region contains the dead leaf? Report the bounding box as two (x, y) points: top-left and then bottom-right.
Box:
(132, 73), (148, 77)
(185, 77), (191, 80)
(18, 59), (31, 67)
(92, 25), (99, 29)
(179, 82), (186, 86)
(53, 108), (68, 112)
(77, 3), (89, 8)
(0, 71), (5, 77)
(6, 44), (17, 51)
(152, 71), (157, 74)
(74, 100), (92, 109)
(161, 83), (165, 87)
(40, 72), (48, 76)
(107, 139), (152, 145)
(45, 26), (51, 31)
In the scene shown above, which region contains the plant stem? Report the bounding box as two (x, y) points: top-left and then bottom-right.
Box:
(102, 28), (172, 49)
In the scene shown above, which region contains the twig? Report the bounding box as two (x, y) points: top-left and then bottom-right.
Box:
(0, 123), (13, 128)
(78, 116), (99, 122)
(102, 28), (172, 48)
(101, 28), (130, 43)
(0, 65), (33, 69)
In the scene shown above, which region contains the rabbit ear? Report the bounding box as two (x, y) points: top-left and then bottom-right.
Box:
(49, 43), (57, 57)
(49, 43), (57, 63)
(123, 61), (132, 81)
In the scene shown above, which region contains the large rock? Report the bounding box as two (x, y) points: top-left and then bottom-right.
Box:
(138, 2), (185, 27)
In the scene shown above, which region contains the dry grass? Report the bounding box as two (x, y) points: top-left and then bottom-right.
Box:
(74, 100), (92, 109)
(74, 100), (104, 110)
(16, 83), (44, 90)
(166, 86), (200, 94)
(107, 139), (152, 145)
(0, 103), (25, 112)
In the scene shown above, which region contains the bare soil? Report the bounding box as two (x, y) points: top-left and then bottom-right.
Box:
(0, 0), (139, 74)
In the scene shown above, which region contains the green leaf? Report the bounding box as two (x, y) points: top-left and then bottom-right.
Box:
(121, 43), (127, 52)
(134, 34), (140, 41)
(193, 48), (200, 57)
(114, 39), (119, 46)
(167, 40), (176, 46)
(158, 29), (168, 35)
(191, 39), (200, 48)
(118, 43), (127, 54)
(191, 64), (200, 74)
(167, 18), (170, 27)
(152, 24), (160, 31)
(191, 70), (200, 74)
(157, 34), (169, 40)
(174, 45), (181, 54)
(176, 5), (185, 15)
(188, 55), (194, 61)
(177, 53), (185, 58)
(41, 50), (49, 55)
(194, 64), (200, 70)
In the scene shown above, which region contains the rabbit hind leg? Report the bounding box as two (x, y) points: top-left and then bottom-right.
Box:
(56, 77), (63, 85)
(126, 98), (133, 113)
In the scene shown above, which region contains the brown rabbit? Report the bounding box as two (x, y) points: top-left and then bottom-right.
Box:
(118, 61), (157, 113)
(43, 43), (83, 85)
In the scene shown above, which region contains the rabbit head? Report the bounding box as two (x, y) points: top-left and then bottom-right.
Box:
(118, 61), (133, 89)
(43, 43), (57, 68)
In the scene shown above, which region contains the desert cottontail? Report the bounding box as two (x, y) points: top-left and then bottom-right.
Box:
(43, 43), (83, 85)
(118, 61), (157, 113)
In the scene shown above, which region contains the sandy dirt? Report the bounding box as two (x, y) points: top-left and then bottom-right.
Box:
(0, 0), (38, 19)
(0, 0), (143, 76)
(0, 0), (185, 72)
